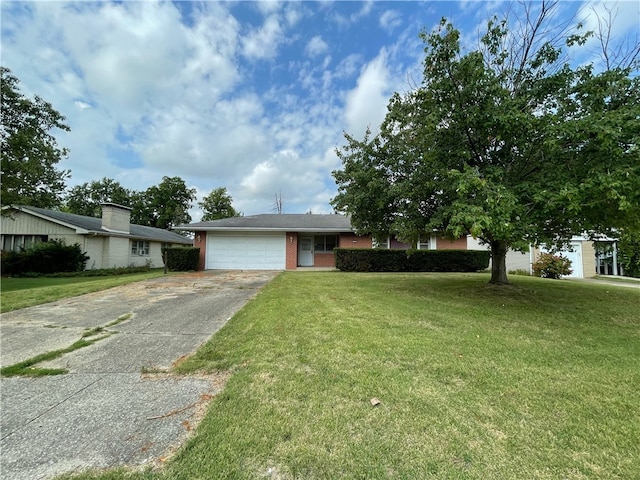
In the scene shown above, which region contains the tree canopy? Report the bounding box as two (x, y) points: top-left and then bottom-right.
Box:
(199, 187), (239, 221)
(1, 67), (70, 209)
(64, 177), (132, 217)
(332, 3), (640, 284)
(130, 176), (196, 230)
(63, 176), (196, 231)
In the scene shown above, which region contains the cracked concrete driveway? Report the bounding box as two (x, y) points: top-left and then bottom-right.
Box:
(0, 270), (277, 480)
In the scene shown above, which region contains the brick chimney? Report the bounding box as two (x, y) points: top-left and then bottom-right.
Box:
(101, 203), (132, 233)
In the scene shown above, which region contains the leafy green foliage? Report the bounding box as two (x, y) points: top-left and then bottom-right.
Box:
(64, 177), (132, 217)
(63, 176), (196, 231)
(1, 239), (89, 275)
(163, 247), (200, 271)
(332, 7), (640, 285)
(532, 252), (573, 279)
(335, 248), (490, 272)
(199, 187), (240, 221)
(0, 67), (70, 208)
(130, 176), (196, 230)
(618, 228), (640, 278)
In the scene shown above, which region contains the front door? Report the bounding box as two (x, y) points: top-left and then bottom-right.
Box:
(298, 236), (314, 266)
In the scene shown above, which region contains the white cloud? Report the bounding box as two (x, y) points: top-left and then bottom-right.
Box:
(237, 149), (335, 214)
(344, 49), (390, 138)
(0, 0), (449, 216)
(351, 0), (374, 22)
(379, 10), (403, 33)
(305, 35), (329, 57)
(242, 14), (286, 59)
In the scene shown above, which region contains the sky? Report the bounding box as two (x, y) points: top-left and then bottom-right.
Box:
(2, 1), (639, 220)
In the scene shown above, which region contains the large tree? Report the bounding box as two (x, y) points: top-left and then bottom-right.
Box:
(64, 177), (132, 217)
(199, 187), (239, 221)
(131, 176), (196, 230)
(1, 67), (70, 209)
(332, 3), (640, 284)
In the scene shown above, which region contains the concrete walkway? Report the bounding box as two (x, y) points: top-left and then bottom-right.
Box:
(0, 271), (277, 480)
(569, 276), (640, 289)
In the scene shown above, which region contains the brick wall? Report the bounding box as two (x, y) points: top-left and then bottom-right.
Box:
(436, 236), (468, 250)
(194, 231), (206, 270)
(285, 232), (298, 269)
(314, 252), (335, 267)
(339, 232), (372, 248)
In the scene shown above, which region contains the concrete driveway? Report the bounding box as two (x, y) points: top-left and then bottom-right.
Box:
(0, 270), (277, 480)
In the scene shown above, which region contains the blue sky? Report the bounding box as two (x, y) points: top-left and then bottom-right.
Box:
(2, 1), (638, 219)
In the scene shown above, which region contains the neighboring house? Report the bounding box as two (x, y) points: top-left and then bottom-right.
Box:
(1, 203), (192, 270)
(467, 235), (622, 279)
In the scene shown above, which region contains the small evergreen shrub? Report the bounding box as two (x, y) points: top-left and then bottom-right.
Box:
(532, 253), (573, 279)
(334, 248), (490, 273)
(1, 240), (89, 275)
(163, 247), (200, 271)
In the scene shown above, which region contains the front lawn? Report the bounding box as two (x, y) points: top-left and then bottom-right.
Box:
(0, 270), (173, 312)
(63, 272), (640, 479)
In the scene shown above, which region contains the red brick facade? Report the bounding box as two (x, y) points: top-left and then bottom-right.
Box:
(194, 230), (206, 270)
(285, 232), (298, 270)
(436, 236), (468, 250)
(194, 230), (468, 271)
(339, 232), (373, 248)
(313, 253), (335, 267)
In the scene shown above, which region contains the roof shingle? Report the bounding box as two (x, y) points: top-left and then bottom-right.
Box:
(12, 206), (192, 244)
(176, 214), (353, 232)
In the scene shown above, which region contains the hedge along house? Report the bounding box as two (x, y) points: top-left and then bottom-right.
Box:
(1, 203), (192, 270)
(174, 214), (371, 270)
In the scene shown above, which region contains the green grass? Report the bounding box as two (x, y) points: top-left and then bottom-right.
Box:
(0, 335), (110, 377)
(0, 270), (173, 312)
(58, 272), (640, 480)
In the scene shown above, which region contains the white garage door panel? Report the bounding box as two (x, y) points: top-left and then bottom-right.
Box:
(206, 234), (285, 270)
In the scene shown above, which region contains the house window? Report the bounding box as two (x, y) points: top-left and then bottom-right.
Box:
(131, 240), (150, 256)
(1, 235), (48, 252)
(314, 235), (337, 252)
(373, 237), (389, 249)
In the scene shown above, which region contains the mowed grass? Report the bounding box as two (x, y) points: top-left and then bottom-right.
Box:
(0, 270), (172, 313)
(61, 272), (639, 479)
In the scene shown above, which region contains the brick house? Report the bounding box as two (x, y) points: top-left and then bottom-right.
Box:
(174, 214), (478, 271)
(174, 214), (369, 270)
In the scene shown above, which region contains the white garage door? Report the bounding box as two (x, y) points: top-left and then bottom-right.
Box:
(541, 242), (583, 278)
(206, 233), (285, 270)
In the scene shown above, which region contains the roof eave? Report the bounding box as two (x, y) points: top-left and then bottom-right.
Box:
(174, 226), (354, 233)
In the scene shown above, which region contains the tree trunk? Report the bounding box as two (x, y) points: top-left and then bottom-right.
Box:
(489, 240), (510, 285)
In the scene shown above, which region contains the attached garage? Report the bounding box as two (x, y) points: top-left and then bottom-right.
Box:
(206, 233), (286, 270)
(175, 214), (360, 270)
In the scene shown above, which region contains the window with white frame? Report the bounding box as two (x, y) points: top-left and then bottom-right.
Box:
(131, 240), (150, 256)
(1, 235), (48, 252)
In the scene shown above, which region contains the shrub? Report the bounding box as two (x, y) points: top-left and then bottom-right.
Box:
(532, 253), (573, 279)
(1, 240), (89, 275)
(334, 248), (490, 273)
(163, 247), (200, 271)
(509, 269), (531, 276)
